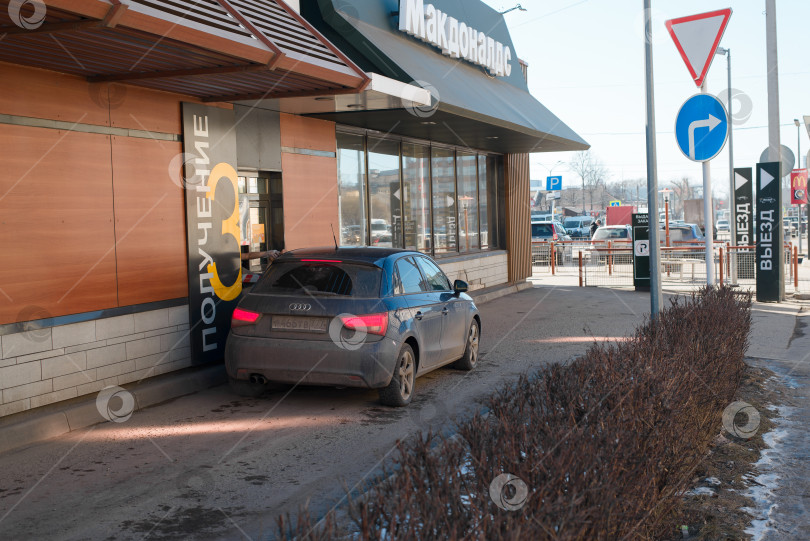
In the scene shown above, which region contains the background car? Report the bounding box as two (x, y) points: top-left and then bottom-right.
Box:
(563, 216), (594, 238)
(225, 248), (481, 407)
(531, 221), (571, 264)
(530, 211), (553, 222)
(589, 225), (632, 260)
(662, 224), (704, 244)
(716, 219), (730, 233)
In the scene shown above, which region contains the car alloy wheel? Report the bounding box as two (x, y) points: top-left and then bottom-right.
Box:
(398, 349), (415, 400)
(453, 320), (480, 371)
(379, 343), (416, 407)
(467, 323), (479, 365)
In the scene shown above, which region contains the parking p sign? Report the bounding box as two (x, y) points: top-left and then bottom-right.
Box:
(546, 176), (562, 191)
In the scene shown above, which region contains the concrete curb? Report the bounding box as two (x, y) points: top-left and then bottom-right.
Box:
(471, 281), (533, 304)
(0, 364), (226, 455)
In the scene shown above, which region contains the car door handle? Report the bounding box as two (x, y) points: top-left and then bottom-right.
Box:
(415, 311), (423, 320)
(442, 307), (449, 315)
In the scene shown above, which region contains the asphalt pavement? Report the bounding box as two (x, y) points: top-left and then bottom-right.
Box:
(2, 283), (807, 541)
(0, 285), (649, 541)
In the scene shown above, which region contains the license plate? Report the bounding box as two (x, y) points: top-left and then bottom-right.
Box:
(271, 315), (328, 333)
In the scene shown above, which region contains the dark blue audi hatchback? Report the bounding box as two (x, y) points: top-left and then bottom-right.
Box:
(224, 247), (481, 406)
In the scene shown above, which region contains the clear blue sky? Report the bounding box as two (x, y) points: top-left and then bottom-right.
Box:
(484, 0), (810, 199)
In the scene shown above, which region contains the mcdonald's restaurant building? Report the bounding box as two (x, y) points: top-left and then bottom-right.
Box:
(0, 0), (586, 419)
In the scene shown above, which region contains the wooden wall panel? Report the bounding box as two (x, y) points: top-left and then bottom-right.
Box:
(0, 125), (118, 324)
(0, 61), (110, 127)
(505, 153), (532, 283)
(280, 113), (336, 152)
(279, 114), (338, 250)
(281, 153), (339, 250)
(109, 85), (186, 135)
(111, 136), (188, 306)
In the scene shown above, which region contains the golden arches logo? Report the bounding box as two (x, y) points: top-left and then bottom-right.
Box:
(206, 162), (242, 302)
(792, 173), (807, 190)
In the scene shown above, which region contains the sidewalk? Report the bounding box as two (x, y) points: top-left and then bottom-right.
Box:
(742, 299), (810, 540)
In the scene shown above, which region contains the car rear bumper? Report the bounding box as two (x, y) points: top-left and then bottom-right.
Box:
(224, 334), (401, 389)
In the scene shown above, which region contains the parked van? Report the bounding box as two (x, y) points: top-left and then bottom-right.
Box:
(563, 216), (593, 238)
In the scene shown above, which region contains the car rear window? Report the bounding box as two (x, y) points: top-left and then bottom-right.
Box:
(252, 261), (382, 297)
(593, 228), (628, 240)
(532, 223), (553, 237)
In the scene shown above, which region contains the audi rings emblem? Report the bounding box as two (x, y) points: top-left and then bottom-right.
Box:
(289, 303), (312, 312)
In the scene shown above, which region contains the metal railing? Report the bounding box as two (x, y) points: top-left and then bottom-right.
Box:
(533, 240), (803, 294)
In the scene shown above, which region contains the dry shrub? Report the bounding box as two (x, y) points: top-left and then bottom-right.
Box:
(278, 286), (751, 541)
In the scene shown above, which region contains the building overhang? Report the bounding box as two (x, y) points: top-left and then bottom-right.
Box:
(0, 0), (370, 101)
(302, 0), (589, 154)
(234, 72), (431, 115)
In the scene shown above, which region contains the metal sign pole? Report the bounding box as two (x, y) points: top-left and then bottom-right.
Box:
(701, 82), (715, 285)
(644, 0), (662, 317)
(766, 0), (784, 300)
(725, 49), (737, 284)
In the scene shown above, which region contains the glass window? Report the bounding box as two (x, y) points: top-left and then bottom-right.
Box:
(367, 137), (402, 248)
(415, 257), (451, 291)
(254, 262), (381, 297)
(432, 147), (457, 253)
(402, 143), (431, 253)
(392, 267), (404, 296)
(531, 223), (554, 238)
(478, 155), (489, 249)
(457, 152), (479, 252)
(396, 257), (425, 294)
(335, 129), (501, 255)
(336, 132), (367, 246)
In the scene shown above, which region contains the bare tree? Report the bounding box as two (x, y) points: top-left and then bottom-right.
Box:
(669, 176), (693, 218)
(569, 151), (607, 215)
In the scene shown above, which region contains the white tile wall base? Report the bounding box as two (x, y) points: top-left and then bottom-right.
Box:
(0, 305), (190, 418)
(438, 253), (509, 292)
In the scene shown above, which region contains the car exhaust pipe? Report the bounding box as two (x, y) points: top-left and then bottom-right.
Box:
(249, 374), (267, 385)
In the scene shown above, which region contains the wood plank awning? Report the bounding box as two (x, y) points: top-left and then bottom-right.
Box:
(0, 0), (369, 101)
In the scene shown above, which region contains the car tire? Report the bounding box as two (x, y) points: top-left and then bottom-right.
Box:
(453, 320), (480, 371)
(229, 376), (266, 398)
(379, 343), (416, 407)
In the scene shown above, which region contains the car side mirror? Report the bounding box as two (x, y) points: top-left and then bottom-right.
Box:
(453, 280), (468, 295)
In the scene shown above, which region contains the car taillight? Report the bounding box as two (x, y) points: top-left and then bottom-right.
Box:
(232, 308), (261, 327)
(340, 313), (388, 336)
(553, 232), (558, 241)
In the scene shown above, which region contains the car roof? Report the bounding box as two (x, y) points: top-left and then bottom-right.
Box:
(280, 246), (422, 265)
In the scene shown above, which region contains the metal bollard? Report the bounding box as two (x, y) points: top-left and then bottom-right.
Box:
(579, 251), (583, 287)
(550, 241), (556, 275)
(719, 246), (724, 287)
(795, 245), (799, 289)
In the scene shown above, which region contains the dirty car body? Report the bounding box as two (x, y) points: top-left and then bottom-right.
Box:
(224, 247), (481, 406)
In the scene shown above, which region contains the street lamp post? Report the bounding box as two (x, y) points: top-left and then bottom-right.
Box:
(795, 119), (803, 256)
(716, 47), (736, 284)
(643, 0), (663, 317)
(499, 4), (527, 15)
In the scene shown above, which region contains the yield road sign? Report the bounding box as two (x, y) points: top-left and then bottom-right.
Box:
(675, 94), (728, 162)
(546, 176), (562, 191)
(666, 9), (732, 88)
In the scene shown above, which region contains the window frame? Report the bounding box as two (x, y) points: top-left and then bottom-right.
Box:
(394, 256), (427, 296)
(336, 127), (502, 259)
(415, 256), (452, 292)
